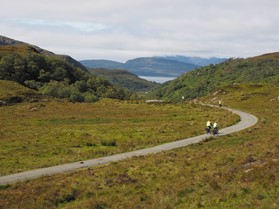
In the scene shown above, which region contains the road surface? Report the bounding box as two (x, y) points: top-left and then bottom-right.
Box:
(0, 105), (258, 185)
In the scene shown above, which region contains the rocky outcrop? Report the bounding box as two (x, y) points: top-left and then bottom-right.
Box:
(0, 35), (24, 45)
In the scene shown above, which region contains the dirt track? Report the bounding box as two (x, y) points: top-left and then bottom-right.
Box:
(0, 105), (258, 185)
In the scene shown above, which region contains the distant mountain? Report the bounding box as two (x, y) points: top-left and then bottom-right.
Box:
(80, 58), (200, 77)
(88, 68), (159, 91)
(80, 56), (227, 77)
(148, 52), (279, 101)
(123, 57), (199, 77)
(80, 57), (199, 77)
(81, 59), (124, 69)
(157, 55), (227, 66)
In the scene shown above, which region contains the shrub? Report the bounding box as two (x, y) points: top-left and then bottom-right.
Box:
(83, 92), (99, 103)
(24, 80), (42, 90)
(69, 91), (84, 103)
(74, 80), (88, 93)
(40, 81), (71, 98)
(101, 139), (117, 146)
(85, 142), (96, 147)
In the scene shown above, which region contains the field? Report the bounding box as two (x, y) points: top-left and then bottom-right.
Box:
(0, 91), (238, 176)
(0, 83), (278, 209)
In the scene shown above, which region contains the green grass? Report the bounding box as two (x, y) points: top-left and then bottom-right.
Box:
(0, 97), (238, 176)
(0, 83), (278, 209)
(0, 44), (36, 57)
(0, 80), (40, 101)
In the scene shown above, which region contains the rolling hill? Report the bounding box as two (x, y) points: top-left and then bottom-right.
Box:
(157, 55), (227, 66)
(0, 35), (88, 72)
(88, 68), (159, 91)
(0, 35), (133, 102)
(0, 80), (43, 104)
(80, 59), (124, 69)
(148, 52), (279, 101)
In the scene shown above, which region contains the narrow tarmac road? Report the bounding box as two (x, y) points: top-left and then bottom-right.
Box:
(0, 105), (258, 185)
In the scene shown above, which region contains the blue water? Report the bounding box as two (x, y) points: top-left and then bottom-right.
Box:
(139, 76), (176, 83)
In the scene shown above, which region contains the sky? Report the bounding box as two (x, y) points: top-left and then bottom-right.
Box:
(0, 0), (279, 62)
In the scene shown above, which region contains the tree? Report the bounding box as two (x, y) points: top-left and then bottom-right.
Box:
(0, 54), (14, 80)
(51, 67), (68, 81)
(83, 92), (98, 103)
(40, 80), (71, 98)
(74, 80), (88, 93)
(105, 87), (127, 100)
(26, 61), (39, 79)
(69, 90), (84, 102)
(86, 78), (98, 92)
(38, 69), (51, 82)
(11, 55), (27, 83)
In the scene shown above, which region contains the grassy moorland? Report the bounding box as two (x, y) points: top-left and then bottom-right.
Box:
(0, 80), (239, 176)
(0, 83), (278, 209)
(0, 80), (40, 101)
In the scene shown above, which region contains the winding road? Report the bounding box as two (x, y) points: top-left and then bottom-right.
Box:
(0, 105), (258, 185)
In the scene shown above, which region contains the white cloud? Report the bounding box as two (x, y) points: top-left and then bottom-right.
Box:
(5, 18), (112, 33)
(0, 0), (278, 61)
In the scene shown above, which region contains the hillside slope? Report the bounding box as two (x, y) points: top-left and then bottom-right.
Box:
(149, 52), (279, 101)
(0, 80), (43, 104)
(88, 68), (159, 91)
(0, 36), (132, 102)
(0, 35), (88, 71)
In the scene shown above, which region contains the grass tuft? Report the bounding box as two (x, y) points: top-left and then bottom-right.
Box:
(101, 139), (117, 146)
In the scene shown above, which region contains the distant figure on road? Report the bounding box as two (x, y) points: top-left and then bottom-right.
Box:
(206, 120), (212, 129)
(206, 120), (212, 134)
(213, 122), (218, 135)
(213, 122), (218, 129)
(219, 100), (222, 107)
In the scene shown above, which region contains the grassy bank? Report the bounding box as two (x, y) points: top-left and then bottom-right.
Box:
(0, 83), (278, 209)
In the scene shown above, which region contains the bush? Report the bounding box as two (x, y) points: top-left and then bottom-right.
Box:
(85, 142), (96, 147)
(84, 92), (99, 103)
(74, 80), (88, 93)
(24, 80), (42, 90)
(101, 139), (117, 146)
(40, 81), (71, 98)
(69, 91), (84, 103)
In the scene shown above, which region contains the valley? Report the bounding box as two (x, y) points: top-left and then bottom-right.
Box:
(0, 35), (278, 209)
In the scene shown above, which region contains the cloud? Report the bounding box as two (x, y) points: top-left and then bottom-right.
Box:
(0, 0), (278, 61)
(3, 18), (112, 33)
